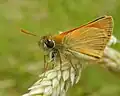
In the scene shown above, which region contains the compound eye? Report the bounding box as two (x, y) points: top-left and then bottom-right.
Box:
(45, 39), (55, 48)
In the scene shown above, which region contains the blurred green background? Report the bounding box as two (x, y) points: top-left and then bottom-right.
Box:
(0, 0), (120, 96)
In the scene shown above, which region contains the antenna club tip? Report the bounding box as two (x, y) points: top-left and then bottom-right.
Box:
(20, 28), (26, 32)
(20, 28), (37, 37)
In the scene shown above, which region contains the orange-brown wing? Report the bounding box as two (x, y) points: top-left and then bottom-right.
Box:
(53, 16), (112, 43)
(63, 16), (113, 59)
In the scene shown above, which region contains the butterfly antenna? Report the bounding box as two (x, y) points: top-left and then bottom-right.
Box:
(20, 29), (37, 37)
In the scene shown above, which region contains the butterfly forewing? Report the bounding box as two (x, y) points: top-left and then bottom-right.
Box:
(63, 16), (113, 59)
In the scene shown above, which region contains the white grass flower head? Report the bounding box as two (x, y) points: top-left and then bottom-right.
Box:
(23, 61), (82, 96)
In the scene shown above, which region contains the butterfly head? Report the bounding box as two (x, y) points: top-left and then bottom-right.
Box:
(39, 36), (55, 50)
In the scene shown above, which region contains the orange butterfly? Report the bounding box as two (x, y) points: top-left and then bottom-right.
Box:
(21, 15), (113, 69)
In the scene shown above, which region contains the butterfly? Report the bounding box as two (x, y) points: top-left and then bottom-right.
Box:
(21, 15), (113, 71)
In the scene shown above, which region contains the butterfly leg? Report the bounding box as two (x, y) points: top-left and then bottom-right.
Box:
(39, 54), (48, 82)
(57, 51), (62, 70)
(43, 55), (46, 72)
(69, 57), (78, 74)
(40, 54), (55, 82)
(56, 50), (63, 94)
(65, 52), (80, 84)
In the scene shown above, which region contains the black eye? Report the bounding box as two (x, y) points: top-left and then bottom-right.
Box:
(45, 39), (55, 48)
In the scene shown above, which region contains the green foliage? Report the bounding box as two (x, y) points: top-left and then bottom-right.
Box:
(0, 0), (120, 96)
